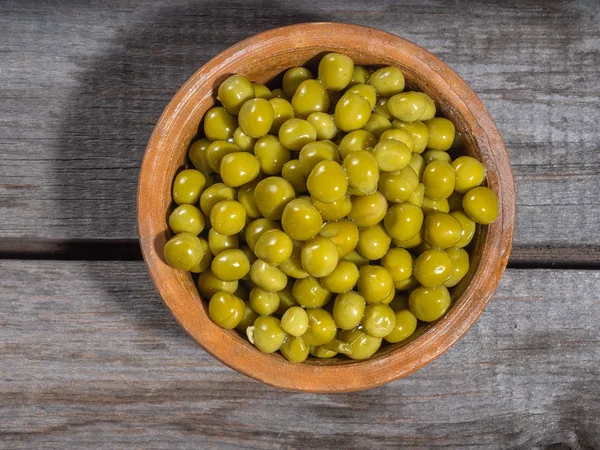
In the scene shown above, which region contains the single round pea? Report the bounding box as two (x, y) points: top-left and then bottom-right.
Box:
(395, 275), (419, 291)
(164, 232), (204, 270)
(424, 117), (455, 150)
(307, 112), (338, 140)
(168, 204), (205, 235)
(238, 98), (274, 138)
(393, 229), (423, 250)
(208, 291), (245, 329)
(378, 167), (419, 203)
(208, 228), (238, 255)
(254, 229), (293, 265)
(380, 128), (415, 152)
(422, 196), (450, 214)
(332, 291), (365, 330)
(311, 194), (350, 220)
(339, 328), (382, 360)
(423, 150), (452, 164)
(278, 244), (309, 279)
(210, 200), (246, 235)
(423, 160), (455, 200)
(384, 202), (424, 242)
(320, 260), (359, 294)
(343, 150), (379, 195)
(357, 224), (391, 261)
(444, 247), (470, 288)
(394, 120), (429, 154)
(388, 92), (427, 123)
(291, 79), (330, 117)
(307, 160), (348, 203)
(346, 83), (377, 108)
(206, 140), (240, 173)
(249, 259), (287, 292)
(302, 308), (337, 346)
(319, 220), (359, 258)
(373, 140), (412, 172)
(197, 270), (238, 299)
(281, 159), (308, 193)
(172, 169), (206, 205)
(334, 92), (372, 132)
(282, 66), (313, 98)
(253, 176), (296, 220)
(203, 106), (237, 141)
(318, 52), (354, 91)
(338, 130), (377, 159)
(381, 247), (413, 284)
(278, 118), (317, 150)
(235, 301), (259, 333)
(250, 316), (286, 353)
(211, 248), (250, 281)
(252, 82), (272, 100)
(190, 238), (213, 273)
(232, 127), (256, 152)
(385, 309), (418, 343)
(269, 98), (295, 134)
(217, 75), (255, 115)
(188, 139), (212, 174)
(362, 114), (392, 139)
(281, 198), (323, 241)
(249, 287), (281, 316)
(413, 248), (454, 287)
(219, 152), (260, 187)
(299, 140), (340, 176)
(280, 306), (309, 337)
(373, 97), (394, 120)
(280, 335), (309, 363)
(451, 210), (476, 248)
(237, 179), (262, 219)
(350, 65), (370, 86)
(462, 186), (499, 224)
(408, 183), (425, 207)
(418, 92), (436, 120)
(348, 191), (388, 227)
(424, 212), (463, 249)
(292, 276), (332, 308)
(301, 236), (339, 278)
(199, 182), (236, 216)
(369, 66), (405, 96)
(409, 285), (451, 322)
(408, 153), (426, 179)
(357, 265), (394, 304)
(244, 218), (279, 251)
(253, 135), (291, 176)
(362, 304), (396, 338)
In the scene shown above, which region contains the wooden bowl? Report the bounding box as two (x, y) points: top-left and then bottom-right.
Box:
(138, 22), (515, 393)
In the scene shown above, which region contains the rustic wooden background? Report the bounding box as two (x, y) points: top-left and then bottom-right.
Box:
(1, 0), (598, 448)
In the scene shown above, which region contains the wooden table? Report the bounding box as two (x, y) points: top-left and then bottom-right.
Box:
(1, 1), (598, 448)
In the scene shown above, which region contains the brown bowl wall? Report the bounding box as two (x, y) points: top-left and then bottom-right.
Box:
(138, 22), (516, 393)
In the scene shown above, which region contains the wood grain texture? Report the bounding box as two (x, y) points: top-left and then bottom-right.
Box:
(1, 0), (599, 261)
(0, 261), (598, 449)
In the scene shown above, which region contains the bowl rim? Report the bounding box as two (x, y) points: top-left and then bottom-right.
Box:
(138, 22), (516, 393)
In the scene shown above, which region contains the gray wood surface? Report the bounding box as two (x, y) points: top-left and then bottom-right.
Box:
(1, 260), (598, 449)
(1, 0), (599, 262)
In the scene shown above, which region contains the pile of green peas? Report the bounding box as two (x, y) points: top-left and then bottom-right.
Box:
(163, 52), (499, 363)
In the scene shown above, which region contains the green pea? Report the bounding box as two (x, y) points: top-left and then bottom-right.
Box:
(209, 200), (246, 235)
(349, 65), (370, 86)
(451, 210), (476, 248)
(292, 276), (332, 308)
(252, 82), (272, 100)
(219, 152), (260, 187)
(168, 204), (205, 235)
(362, 113), (392, 139)
(388, 92), (427, 123)
(423, 150), (452, 164)
(172, 169), (206, 205)
(361, 304), (396, 338)
(276, 282), (299, 315)
(301, 236), (339, 278)
(235, 301), (259, 333)
(249, 287), (281, 316)
(348, 191), (388, 228)
(208, 228), (239, 255)
(237, 178), (262, 219)
(211, 248), (250, 281)
(188, 139), (212, 174)
(306, 112), (338, 140)
(421, 196), (450, 214)
(408, 182), (425, 207)
(418, 92), (436, 121)
(278, 245), (309, 279)
(232, 127), (257, 152)
(208, 291), (245, 329)
(309, 345), (338, 359)
(199, 182), (236, 216)
(373, 97), (394, 120)
(278, 118), (317, 150)
(444, 247), (470, 288)
(338, 130), (377, 159)
(249, 259), (288, 293)
(369, 66), (405, 96)
(334, 92), (372, 132)
(206, 140), (240, 173)
(302, 308), (337, 346)
(413, 248), (454, 287)
(409, 285), (451, 322)
(373, 139), (412, 172)
(238, 98), (274, 138)
(280, 306), (309, 336)
(281, 159), (308, 193)
(380, 128), (415, 152)
(282, 66), (313, 98)
(378, 166), (420, 203)
(269, 98), (295, 134)
(254, 229), (293, 265)
(357, 224), (391, 261)
(384, 309), (418, 343)
(197, 270), (238, 299)
(357, 265), (394, 304)
(271, 88), (287, 99)
(254, 135), (291, 175)
(462, 186), (499, 224)
(394, 120), (429, 154)
(423, 160), (455, 200)
(299, 140), (340, 176)
(339, 328), (382, 360)
(203, 106), (237, 141)
(383, 202), (424, 242)
(250, 316), (286, 353)
(292, 79), (330, 117)
(343, 150), (379, 195)
(318, 52), (354, 91)
(333, 291), (366, 330)
(320, 260), (360, 294)
(217, 75), (255, 115)
(381, 247), (413, 284)
(254, 176), (296, 220)
(307, 160), (348, 203)
(424, 117), (455, 150)
(346, 83), (377, 108)
(164, 232), (204, 270)
(312, 195), (352, 221)
(319, 220), (359, 258)
(190, 238), (213, 273)
(424, 212), (463, 249)
(280, 335), (309, 362)
(452, 156), (486, 193)
(281, 198), (323, 241)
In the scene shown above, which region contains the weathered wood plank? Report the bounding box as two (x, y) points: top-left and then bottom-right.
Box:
(0, 260), (598, 449)
(1, 0), (599, 257)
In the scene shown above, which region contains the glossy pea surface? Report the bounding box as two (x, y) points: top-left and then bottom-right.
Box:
(164, 232), (204, 271)
(208, 291), (245, 329)
(210, 200), (246, 235)
(281, 198), (323, 241)
(318, 52), (354, 91)
(292, 79), (330, 117)
(218, 75), (254, 114)
(278, 118), (317, 150)
(204, 106), (237, 141)
(169, 204), (205, 235)
(254, 177), (296, 220)
(409, 285), (451, 322)
(462, 186), (499, 224)
(307, 160), (348, 203)
(238, 98), (274, 138)
(369, 66), (405, 96)
(173, 169), (206, 205)
(413, 248), (454, 287)
(348, 191), (388, 227)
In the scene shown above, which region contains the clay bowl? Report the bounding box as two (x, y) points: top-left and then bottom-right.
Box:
(138, 22), (515, 393)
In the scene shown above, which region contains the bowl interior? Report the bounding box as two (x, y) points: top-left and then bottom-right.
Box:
(138, 23), (514, 392)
